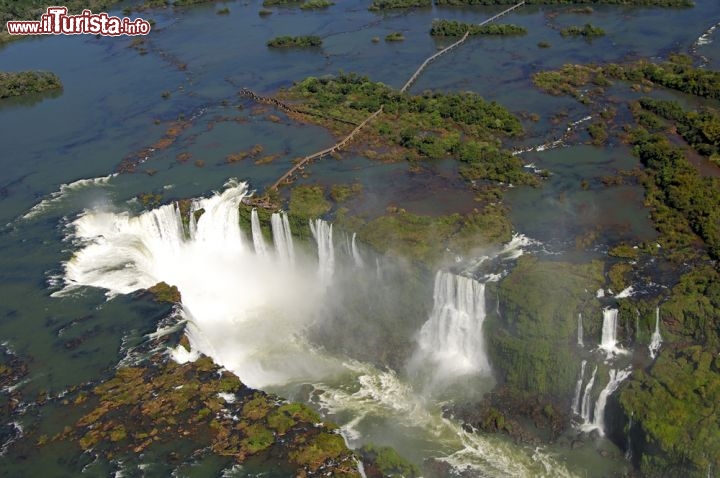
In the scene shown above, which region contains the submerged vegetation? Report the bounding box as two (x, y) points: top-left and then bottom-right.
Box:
(430, 19), (527, 36)
(46, 333), (362, 476)
(533, 56), (720, 102)
(0, 71), (62, 99)
(267, 35), (323, 48)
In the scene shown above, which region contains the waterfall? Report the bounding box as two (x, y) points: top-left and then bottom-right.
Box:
(648, 307), (663, 359)
(58, 180), (338, 389)
(251, 208), (269, 258)
(580, 365), (598, 425)
(271, 212), (295, 266)
(415, 272), (491, 377)
(599, 308), (626, 356)
(56, 180), (580, 478)
(577, 313), (584, 347)
(351, 232), (363, 267)
(571, 360), (587, 415)
(310, 219), (335, 285)
(587, 369), (632, 436)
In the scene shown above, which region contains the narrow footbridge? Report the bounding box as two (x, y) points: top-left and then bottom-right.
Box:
(400, 1), (525, 93)
(247, 0), (526, 193)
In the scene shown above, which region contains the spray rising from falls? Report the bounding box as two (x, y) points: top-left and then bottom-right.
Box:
(583, 369), (632, 436)
(310, 219), (334, 286)
(57, 179), (577, 477)
(250, 208), (269, 258)
(599, 308), (627, 357)
(271, 211), (295, 267)
(571, 360), (587, 416)
(414, 272), (491, 378)
(649, 307), (663, 359)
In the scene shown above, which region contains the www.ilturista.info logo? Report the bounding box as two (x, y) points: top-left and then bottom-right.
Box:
(6, 7), (151, 36)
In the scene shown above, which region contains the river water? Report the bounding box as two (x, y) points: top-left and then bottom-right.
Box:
(1, 0), (719, 476)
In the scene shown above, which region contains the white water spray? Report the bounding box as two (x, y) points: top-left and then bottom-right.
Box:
(56, 179), (578, 478)
(310, 219), (335, 286)
(571, 360), (587, 415)
(580, 365), (598, 425)
(599, 308), (626, 357)
(648, 307), (663, 359)
(584, 369), (631, 436)
(351, 232), (363, 267)
(250, 208), (269, 258)
(577, 313), (584, 347)
(414, 272), (491, 378)
(271, 212), (295, 266)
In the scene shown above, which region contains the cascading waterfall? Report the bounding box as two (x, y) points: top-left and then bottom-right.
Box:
(571, 360), (587, 415)
(250, 208), (269, 258)
(414, 272), (491, 377)
(271, 212), (295, 266)
(577, 313), (584, 347)
(56, 179), (578, 478)
(599, 308), (626, 356)
(310, 219), (335, 285)
(580, 365), (598, 425)
(649, 307), (663, 359)
(351, 232), (363, 267)
(586, 369), (632, 436)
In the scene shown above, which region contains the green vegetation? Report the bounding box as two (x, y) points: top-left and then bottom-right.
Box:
(489, 256), (604, 396)
(638, 98), (720, 161)
(51, 334), (362, 476)
(262, 0), (302, 5)
(284, 73), (535, 186)
(0, 0), (119, 44)
(559, 23), (606, 38)
(300, 0), (334, 9)
(533, 57), (720, 103)
(355, 205), (513, 264)
(385, 31), (405, 41)
(146, 281), (181, 303)
(368, 0), (431, 11)
(216, 6), (230, 14)
(289, 184), (331, 219)
(537, 41), (551, 48)
(620, 346), (720, 477)
(330, 183), (363, 202)
(629, 128), (720, 260)
(430, 19), (527, 37)
(258, 8), (273, 15)
(360, 444), (421, 477)
(586, 121), (608, 145)
(267, 35), (322, 48)
(0, 71), (62, 99)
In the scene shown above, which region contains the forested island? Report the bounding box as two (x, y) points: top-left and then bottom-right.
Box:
(430, 19), (527, 36)
(267, 35), (323, 48)
(0, 71), (62, 99)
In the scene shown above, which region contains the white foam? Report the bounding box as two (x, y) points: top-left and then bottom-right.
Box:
(23, 174), (117, 220)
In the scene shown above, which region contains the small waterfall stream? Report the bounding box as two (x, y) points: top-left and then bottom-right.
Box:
(649, 307), (663, 359)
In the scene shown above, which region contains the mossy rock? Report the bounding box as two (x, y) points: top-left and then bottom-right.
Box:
(289, 185), (331, 219)
(489, 256), (604, 396)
